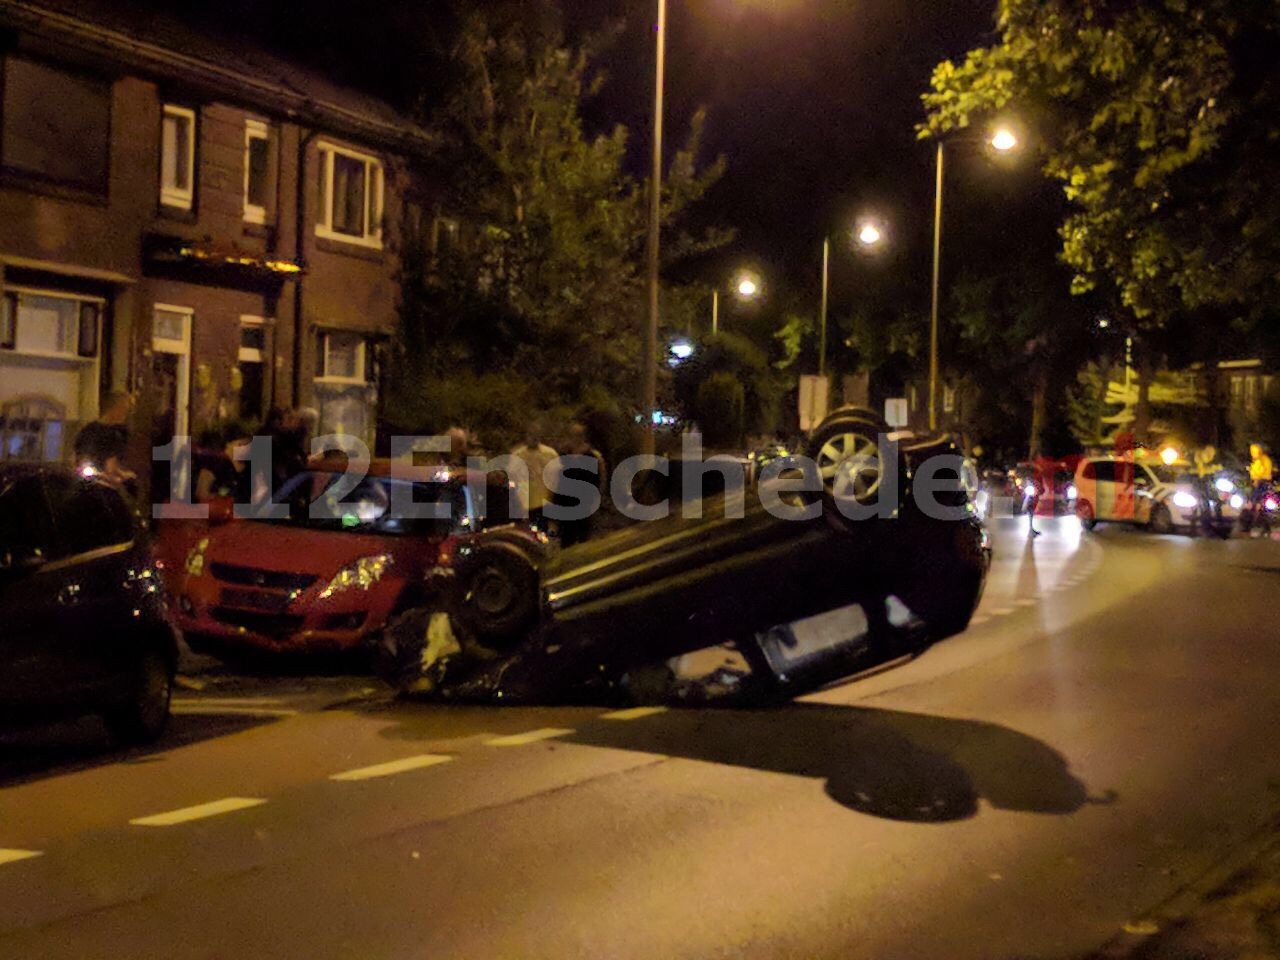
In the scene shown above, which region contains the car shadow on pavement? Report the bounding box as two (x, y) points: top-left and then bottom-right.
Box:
(377, 701), (1116, 823)
(0, 713), (275, 788)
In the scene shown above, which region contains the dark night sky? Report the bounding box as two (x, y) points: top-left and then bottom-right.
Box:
(156, 0), (1065, 317)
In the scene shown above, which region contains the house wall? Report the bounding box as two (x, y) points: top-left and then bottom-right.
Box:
(0, 34), (420, 476)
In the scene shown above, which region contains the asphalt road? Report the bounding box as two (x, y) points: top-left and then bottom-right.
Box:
(0, 519), (1278, 960)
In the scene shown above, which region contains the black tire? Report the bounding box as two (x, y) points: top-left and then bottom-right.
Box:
(1149, 503), (1174, 535)
(452, 540), (542, 649)
(102, 646), (173, 746)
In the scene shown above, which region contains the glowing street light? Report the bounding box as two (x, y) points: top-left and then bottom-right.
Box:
(819, 217), (886, 377)
(990, 128), (1019, 153)
(857, 223), (883, 247)
(928, 123), (1023, 431)
(712, 270), (762, 335)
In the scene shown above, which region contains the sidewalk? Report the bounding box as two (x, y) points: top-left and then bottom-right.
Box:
(1090, 830), (1280, 960)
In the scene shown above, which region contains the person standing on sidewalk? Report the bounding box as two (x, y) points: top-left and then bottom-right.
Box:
(510, 421), (558, 529)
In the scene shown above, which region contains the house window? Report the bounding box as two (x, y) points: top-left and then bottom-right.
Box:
(315, 331), (377, 450)
(5, 291), (102, 358)
(316, 331), (369, 384)
(943, 384), (957, 414)
(244, 119), (273, 224)
(0, 289), (105, 463)
(316, 143), (384, 248)
(1, 56), (110, 192)
(161, 104), (196, 210)
(908, 385), (919, 412)
(238, 317), (269, 421)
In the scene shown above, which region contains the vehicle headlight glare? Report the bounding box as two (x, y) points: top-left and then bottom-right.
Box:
(1171, 491), (1199, 510)
(1066, 484), (1078, 501)
(185, 538), (210, 577)
(1230, 494), (1245, 511)
(1215, 477), (1236, 495)
(319, 555), (393, 600)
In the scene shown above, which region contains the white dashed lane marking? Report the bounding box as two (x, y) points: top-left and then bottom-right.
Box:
(129, 798), (267, 827)
(987, 607), (1015, 617)
(602, 707), (669, 721)
(1015, 598), (1039, 608)
(969, 615), (992, 627)
(485, 729), (575, 747)
(0, 850), (42, 866)
(330, 755), (453, 782)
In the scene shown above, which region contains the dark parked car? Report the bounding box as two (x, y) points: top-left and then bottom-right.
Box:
(0, 464), (178, 744)
(377, 409), (991, 704)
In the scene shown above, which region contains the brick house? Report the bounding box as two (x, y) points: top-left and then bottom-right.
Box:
(0, 0), (433, 488)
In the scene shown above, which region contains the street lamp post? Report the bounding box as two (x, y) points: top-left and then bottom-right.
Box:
(927, 127), (1018, 432)
(641, 0), (668, 455)
(712, 273), (760, 336)
(819, 221), (883, 380)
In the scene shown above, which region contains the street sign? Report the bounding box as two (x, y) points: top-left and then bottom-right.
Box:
(885, 398), (909, 429)
(799, 375), (830, 432)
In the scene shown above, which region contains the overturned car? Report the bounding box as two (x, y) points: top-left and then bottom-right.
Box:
(375, 409), (992, 704)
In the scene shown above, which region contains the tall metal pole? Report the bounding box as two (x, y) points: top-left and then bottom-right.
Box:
(641, 0), (667, 455)
(711, 288), (719, 337)
(818, 236), (830, 378)
(928, 140), (945, 433)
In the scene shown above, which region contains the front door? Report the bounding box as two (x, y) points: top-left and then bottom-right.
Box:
(152, 306), (193, 501)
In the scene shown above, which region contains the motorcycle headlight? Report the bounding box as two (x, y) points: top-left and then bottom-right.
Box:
(1230, 494), (1245, 511)
(1066, 484), (1078, 501)
(185, 537), (210, 577)
(1171, 491), (1199, 511)
(318, 555), (393, 600)
(1023, 482), (1036, 496)
(1215, 477), (1236, 495)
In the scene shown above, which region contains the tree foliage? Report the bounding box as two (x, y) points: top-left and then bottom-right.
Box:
(389, 4), (730, 440)
(921, 0), (1280, 331)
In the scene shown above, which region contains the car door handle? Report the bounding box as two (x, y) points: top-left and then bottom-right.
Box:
(57, 583), (83, 606)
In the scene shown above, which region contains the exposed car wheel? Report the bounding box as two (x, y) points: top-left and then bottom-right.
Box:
(1149, 503), (1174, 535)
(453, 540), (542, 650)
(806, 410), (903, 529)
(102, 646), (173, 746)
(1076, 499), (1097, 531)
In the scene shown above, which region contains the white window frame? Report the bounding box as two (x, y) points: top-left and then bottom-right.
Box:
(316, 141), (384, 249)
(316, 331), (369, 386)
(5, 286), (105, 363)
(238, 315), (267, 365)
(161, 104), (197, 211)
(243, 119), (270, 225)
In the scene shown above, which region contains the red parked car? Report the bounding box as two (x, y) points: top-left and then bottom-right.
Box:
(171, 464), (532, 661)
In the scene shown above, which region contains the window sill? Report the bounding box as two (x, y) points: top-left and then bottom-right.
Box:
(157, 204), (198, 225)
(314, 235), (386, 264)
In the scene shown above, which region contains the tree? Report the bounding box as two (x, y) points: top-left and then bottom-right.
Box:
(921, 0), (1280, 335)
(389, 4), (730, 442)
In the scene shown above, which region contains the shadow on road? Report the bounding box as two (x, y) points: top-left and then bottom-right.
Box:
(0, 713), (276, 788)
(377, 701), (1116, 823)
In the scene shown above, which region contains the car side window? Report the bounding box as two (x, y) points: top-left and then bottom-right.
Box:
(43, 476), (134, 558)
(0, 477), (57, 566)
(1133, 468), (1152, 489)
(1091, 462), (1114, 484)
